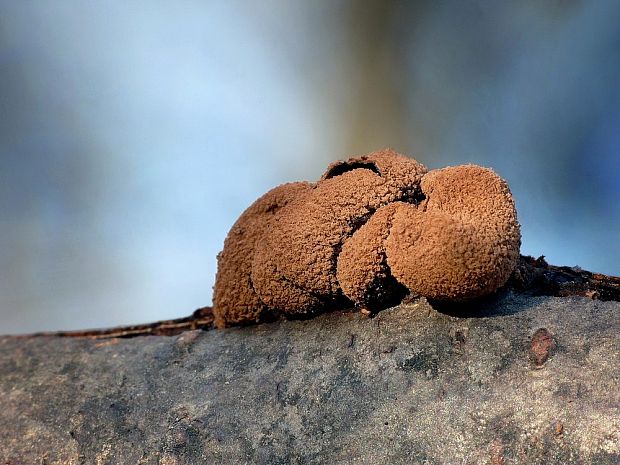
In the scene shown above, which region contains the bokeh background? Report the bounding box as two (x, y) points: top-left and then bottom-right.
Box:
(1, 1), (619, 334)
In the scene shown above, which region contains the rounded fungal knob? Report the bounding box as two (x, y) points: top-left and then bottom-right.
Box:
(386, 165), (521, 301)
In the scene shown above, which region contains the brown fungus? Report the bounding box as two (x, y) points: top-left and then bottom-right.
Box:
(386, 165), (521, 301)
(250, 149), (426, 315)
(212, 182), (312, 327)
(336, 202), (409, 309)
(213, 150), (521, 327)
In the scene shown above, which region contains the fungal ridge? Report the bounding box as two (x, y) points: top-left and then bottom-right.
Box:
(323, 159), (381, 179)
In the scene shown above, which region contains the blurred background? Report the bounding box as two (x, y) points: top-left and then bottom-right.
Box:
(1, 1), (619, 334)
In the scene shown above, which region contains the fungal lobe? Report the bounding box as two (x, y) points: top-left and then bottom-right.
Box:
(212, 181), (312, 327)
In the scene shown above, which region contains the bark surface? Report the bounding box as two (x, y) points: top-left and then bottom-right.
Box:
(1, 259), (619, 464)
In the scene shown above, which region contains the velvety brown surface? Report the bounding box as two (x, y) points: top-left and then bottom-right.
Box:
(251, 149), (426, 315)
(213, 150), (521, 327)
(336, 202), (406, 308)
(212, 182), (312, 327)
(387, 165), (521, 300)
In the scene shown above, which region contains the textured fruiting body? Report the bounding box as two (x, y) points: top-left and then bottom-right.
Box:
(212, 182), (312, 327)
(336, 202), (409, 309)
(387, 165), (521, 301)
(251, 149), (427, 315)
(213, 149), (521, 327)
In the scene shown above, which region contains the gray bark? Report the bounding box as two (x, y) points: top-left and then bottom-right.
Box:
(1, 290), (619, 464)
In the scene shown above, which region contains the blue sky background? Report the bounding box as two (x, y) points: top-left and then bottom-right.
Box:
(1, 1), (619, 334)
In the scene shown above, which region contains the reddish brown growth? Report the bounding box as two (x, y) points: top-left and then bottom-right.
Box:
(530, 328), (557, 367)
(213, 149), (521, 327)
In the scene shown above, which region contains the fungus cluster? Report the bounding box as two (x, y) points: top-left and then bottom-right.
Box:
(213, 149), (521, 328)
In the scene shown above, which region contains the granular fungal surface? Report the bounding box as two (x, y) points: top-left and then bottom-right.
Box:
(214, 149), (521, 327)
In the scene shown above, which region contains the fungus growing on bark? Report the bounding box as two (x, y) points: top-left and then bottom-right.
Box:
(212, 182), (312, 327)
(250, 149), (426, 315)
(213, 150), (521, 327)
